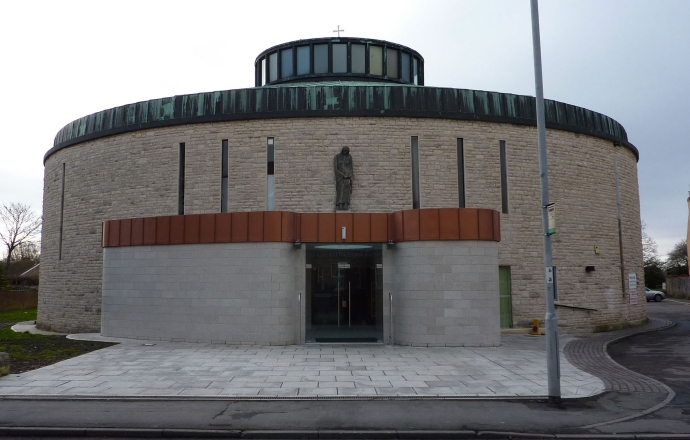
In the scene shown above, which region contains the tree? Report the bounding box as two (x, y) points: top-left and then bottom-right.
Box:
(641, 221), (665, 288)
(0, 203), (42, 269)
(642, 221), (659, 265)
(12, 241), (40, 263)
(665, 239), (688, 276)
(0, 263), (9, 290)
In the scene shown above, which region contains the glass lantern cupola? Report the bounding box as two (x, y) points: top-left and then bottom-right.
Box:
(255, 37), (424, 86)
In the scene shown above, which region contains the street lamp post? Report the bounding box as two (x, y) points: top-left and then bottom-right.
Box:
(530, 0), (561, 403)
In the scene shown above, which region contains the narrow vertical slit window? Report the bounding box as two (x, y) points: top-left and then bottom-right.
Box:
(267, 137), (275, 210)
(221, 140), (228, 213)
(178, 143), (185, 215)
(457, 138), (466, 208)
(413, 58), (419, 85)
(500, 140), (509, 214)
(58, 162), (66, 260)
(411, 136), (420, 209)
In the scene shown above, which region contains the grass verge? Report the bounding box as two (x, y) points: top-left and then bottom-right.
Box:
(0, 307), (117, 374)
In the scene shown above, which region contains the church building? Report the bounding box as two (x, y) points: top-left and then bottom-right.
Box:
(38, 37), (646, 346)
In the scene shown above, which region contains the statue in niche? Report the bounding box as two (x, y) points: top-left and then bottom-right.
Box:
(333, 146), (353, 211)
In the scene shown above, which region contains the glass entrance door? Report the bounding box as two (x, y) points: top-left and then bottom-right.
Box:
(305, 244), (382, 342)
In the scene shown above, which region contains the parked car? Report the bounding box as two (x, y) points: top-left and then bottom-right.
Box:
(645, 287), (665, 302)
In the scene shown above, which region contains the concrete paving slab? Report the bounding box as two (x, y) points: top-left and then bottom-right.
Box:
(0, 332), (605, 398)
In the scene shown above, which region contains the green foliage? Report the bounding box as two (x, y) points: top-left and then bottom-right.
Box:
(0, 326), (40, 339)
(0, 306), (117, 374)
(644, 261), (666, 289)
(0, 336), (77, 361)
(0, 308), (37, 323)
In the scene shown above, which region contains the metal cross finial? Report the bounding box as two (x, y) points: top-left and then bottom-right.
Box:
(333, 25), (345, 37)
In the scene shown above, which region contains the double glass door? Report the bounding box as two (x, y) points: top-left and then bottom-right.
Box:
(305, 244), (383, 342)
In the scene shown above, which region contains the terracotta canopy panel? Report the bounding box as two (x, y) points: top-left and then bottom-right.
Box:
(156, 216), (170, 245)
(102, 208), (500, 247)
(199, 214), (216, 243)
(215, 213), (232, 243)
(170, 216), (185, 244)
(120, 219), (132, 246)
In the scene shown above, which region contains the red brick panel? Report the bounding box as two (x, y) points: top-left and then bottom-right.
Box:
(402, 209), (420, 241)
(300, 213), (318, 242)
(335, 212), (353, 243)
(264, 211), (282, 242)
(199, 214), (216, 243)
(170, 216), (185, 244)
(353, 213), (371, 242)
(419, 209), (440, 241)
(215, 213), (232, 243)
(108, 220), (120, 247)
(247, 211), (264, 242)
(131, 218), (144, 246)
(231, 212), (248, 242)
(143, 217), (157, 245)
(459, 208), (479, 240)
(493, 210), (501, 242)
(184, 214), (200, 244)
(281, 211), (297, 242)
(318, 213), (336, 242)
(392, 211), (404, 243)
(155, 216), (170, 245)
(370, 213), (388, 243)
(439, 208), (460, 240)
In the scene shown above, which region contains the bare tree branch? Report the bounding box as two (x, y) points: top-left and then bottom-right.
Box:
(0, 203), (42, 268)
(641, 221), (660, 266)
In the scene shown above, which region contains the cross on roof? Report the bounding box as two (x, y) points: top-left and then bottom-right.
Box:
(333, 25), (345, 37)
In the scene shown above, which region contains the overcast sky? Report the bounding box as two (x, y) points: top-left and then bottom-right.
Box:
(0, 0), (688, 257)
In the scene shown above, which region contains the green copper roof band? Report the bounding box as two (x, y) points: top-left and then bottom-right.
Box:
(47, 85), (637, 163)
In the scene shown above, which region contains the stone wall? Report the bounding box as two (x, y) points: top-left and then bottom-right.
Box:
(39, 116), (646, 333)
(390, 241), (500, 347)
(102, 243), (299, 344)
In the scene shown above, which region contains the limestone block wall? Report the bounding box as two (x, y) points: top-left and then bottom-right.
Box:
(102, 243), (299, 344)
(390, 241), (500, 347)
(39, 116), (645, 333)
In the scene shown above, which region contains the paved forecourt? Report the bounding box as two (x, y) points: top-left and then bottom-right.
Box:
(0, 334), (602, 398)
